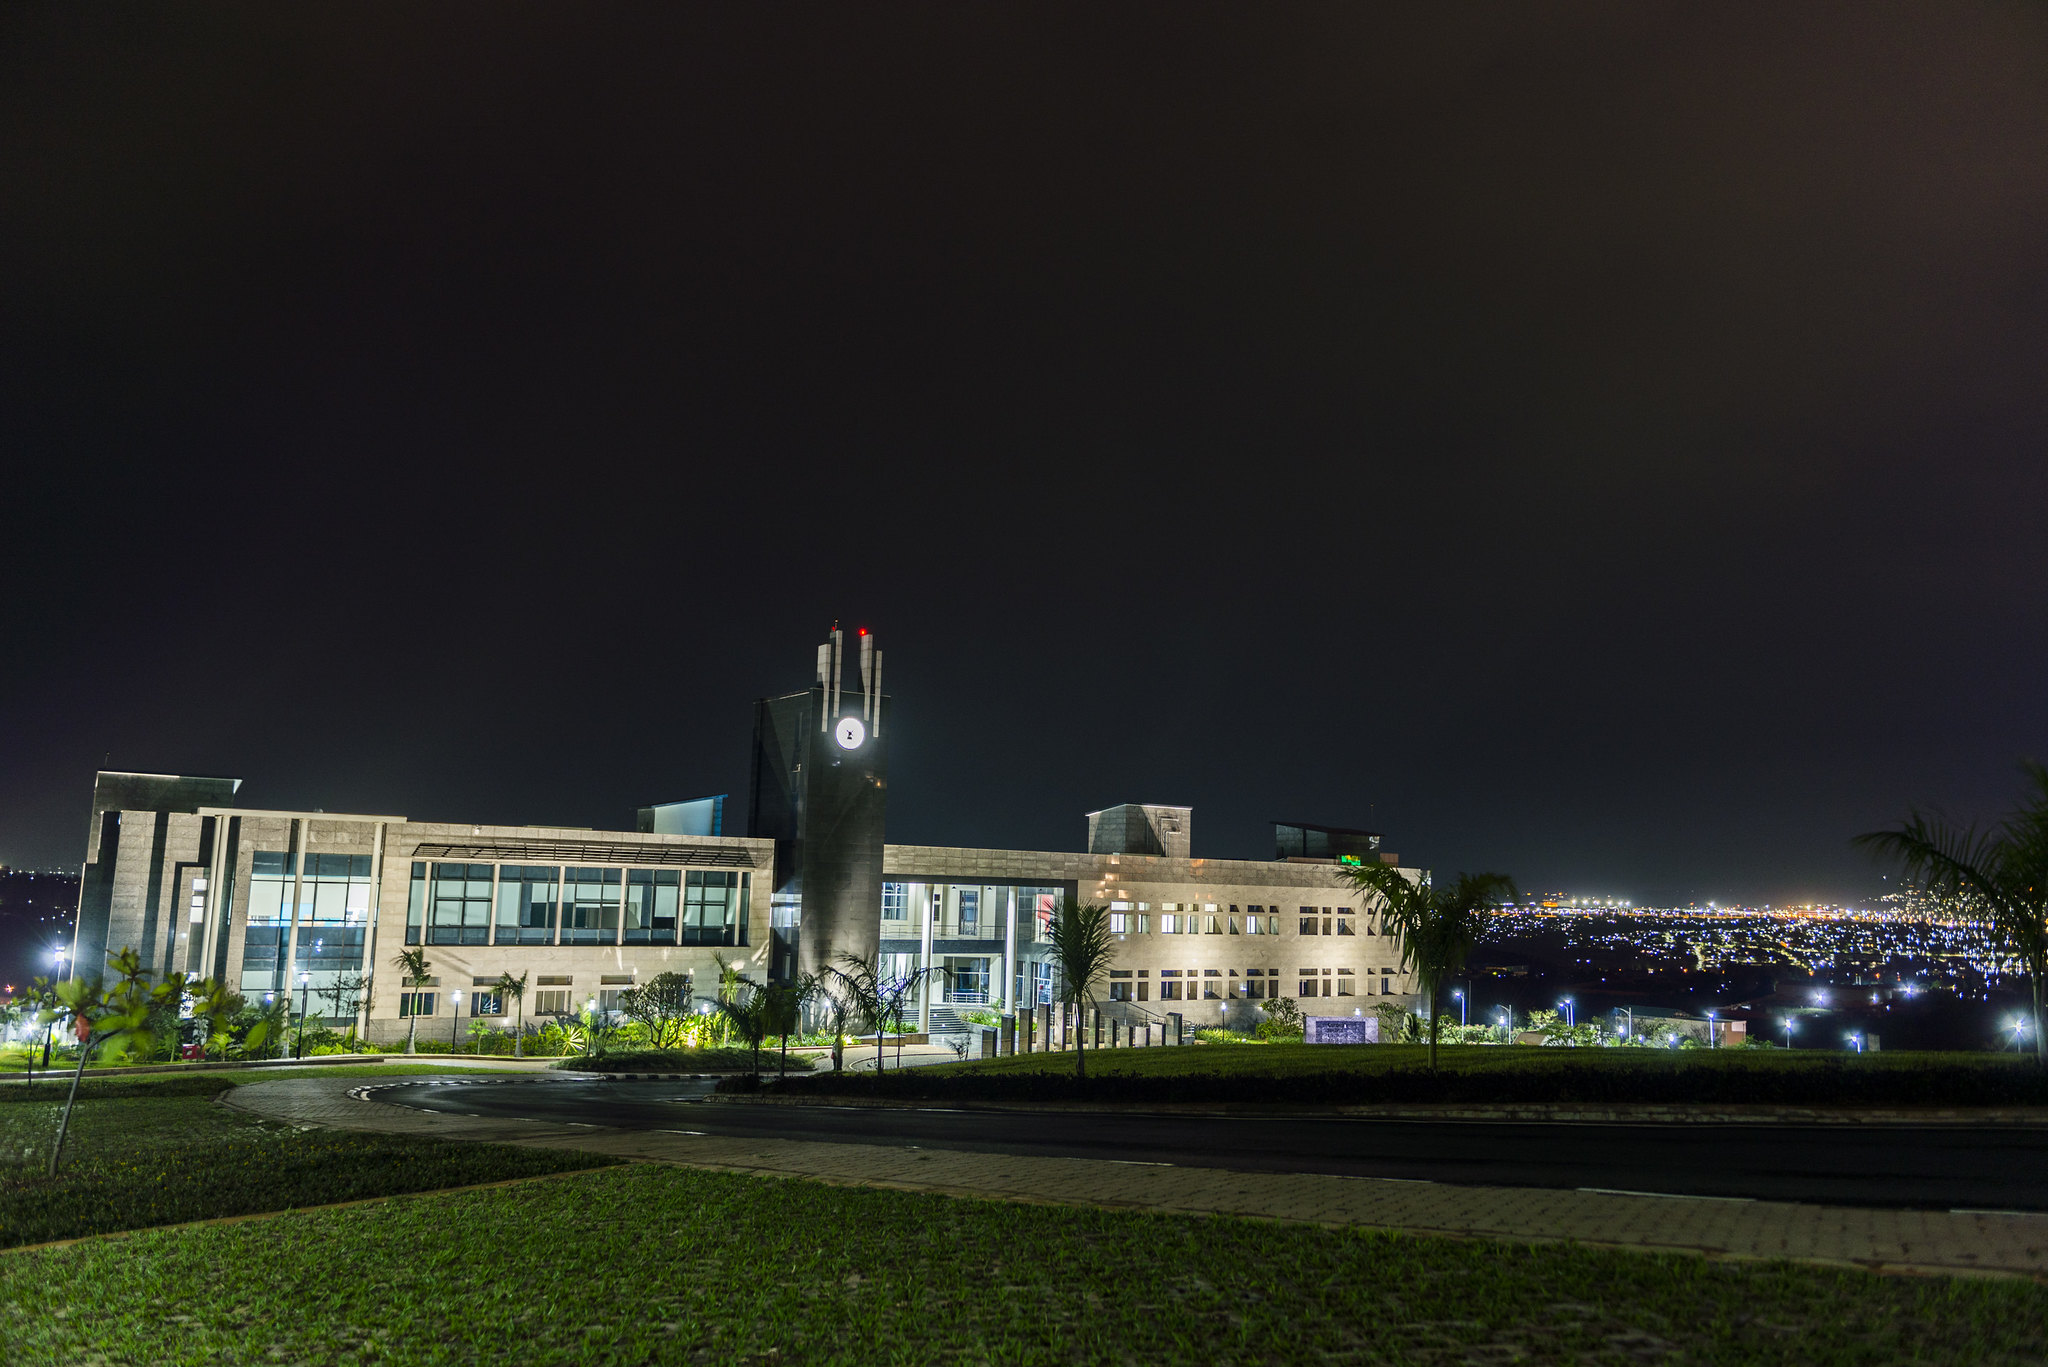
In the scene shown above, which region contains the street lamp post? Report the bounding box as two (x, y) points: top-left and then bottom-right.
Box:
(451, 991), (463, 1052)
(1782, 1017), (1796, 1049)
(1705, 1010), (1717, 1049)
(1617, 1005), (1634, 1042)
(40, 949), (69, 1070)
(1560, 997), (1574, 1030)
(1452, 989), (1466, 1027)
(1497, 1008), (1512, 1043)
(295, 972), (312, 1059)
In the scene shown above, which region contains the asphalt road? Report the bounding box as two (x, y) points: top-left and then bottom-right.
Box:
(373, 1077), (2048, 1211)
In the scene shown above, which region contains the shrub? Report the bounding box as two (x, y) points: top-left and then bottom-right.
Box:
(551, 1048), (812, 1074)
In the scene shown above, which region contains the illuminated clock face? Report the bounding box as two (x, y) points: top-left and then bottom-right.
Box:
(834, 716), (866, 750)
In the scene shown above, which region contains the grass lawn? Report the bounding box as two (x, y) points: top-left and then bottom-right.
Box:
(4, 1163), (2042, 1366)
(0, 1067), (617, 1248)
(745, 1042), (2048, 1107)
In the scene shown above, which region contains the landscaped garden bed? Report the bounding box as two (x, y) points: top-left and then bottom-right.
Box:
(724, 1043), (2048, 1108)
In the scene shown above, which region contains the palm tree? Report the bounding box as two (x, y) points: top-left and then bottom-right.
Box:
(761, 979), (811, 1077)
(1046, 897), (1117, 1080)
(1856, 761), (2048, 1068)
(496, 971), (530, 1057)
(821, 953), (888, 1075)
(1340, 864), (1516, 1069)
(394, 947), (431, 1055)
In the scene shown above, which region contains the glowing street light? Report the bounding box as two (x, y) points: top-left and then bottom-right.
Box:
(1781, 1017), (1797, 1049)
(1452, 988), (1466, 1027)
(450, 990), (463, 1051)
(1560, 997), (1575, 1029)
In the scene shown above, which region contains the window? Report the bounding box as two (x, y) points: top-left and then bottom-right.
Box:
(561, 867), (623, 945)
(496, 866), (560, 946)
(426, 863), (492, 946)
(1383, 977), (1392, 996)
(533, 990), (570, 1015)
(684, 870), (740, 946)
(958, 888), (980, 932)
(1137, 914), (1150, 934)
(881, 882), (909, 922)
(406, 861), (426, 946)
(398, 992), (436, 1017)
(1109, 912), (1128, 934)
(1031, 960), (1054, 1005)
(1299, 970), (1318, 997)
(1338, 970), (1355, 996)
(1110, 981), (1132, 1002)
(1245, 914), (1261, 936)
(947, 957), (990, 1002)
(1300, 916), (1319, 936)
(625, 868), (681, 945)
(1159, 913), (1178, 935)
(1336, 916), (1354, 936)
(1323, 917), (1334, 936)
(1202, 970), (1222, 1000)
(1202, 915), (1221, 934)
(471, 991), (503, 1017)
(1136, 980), (1148, 1002)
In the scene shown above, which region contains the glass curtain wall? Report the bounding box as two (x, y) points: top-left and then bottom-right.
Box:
(294, 853), (372, 998)
(495, 866), (560, 946)
(239, 851), (295, 994)
(428, 864), (494, 945)
(624, 869), (681, 944)
(561, 867), (622, 945)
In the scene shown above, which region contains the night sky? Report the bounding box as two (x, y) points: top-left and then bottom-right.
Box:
(4, 6), (2045, 905)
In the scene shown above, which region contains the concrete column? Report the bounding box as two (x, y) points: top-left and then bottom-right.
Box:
(916, 882), (933, 1033)
(1002, 886), (1017, 1013)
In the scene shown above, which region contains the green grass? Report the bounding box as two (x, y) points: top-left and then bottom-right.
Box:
(2, 1163), (2041, 1366)
(0, 1068), (618, 1247)
(741, 1043), (2048, 1107)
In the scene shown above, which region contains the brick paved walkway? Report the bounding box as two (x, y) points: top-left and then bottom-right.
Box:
(224, 1075), (2048, 1281)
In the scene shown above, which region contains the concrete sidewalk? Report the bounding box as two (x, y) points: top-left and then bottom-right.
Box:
(223, 1075), (2048, 1282)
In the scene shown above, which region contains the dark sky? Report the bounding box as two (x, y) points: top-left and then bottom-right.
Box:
(4, 5), (2045, 905)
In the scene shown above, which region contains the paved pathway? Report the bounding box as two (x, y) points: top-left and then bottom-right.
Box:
(224, 1075), (2048, 1281)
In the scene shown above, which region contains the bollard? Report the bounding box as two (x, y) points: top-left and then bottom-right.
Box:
(979, 1028), (996, 1060)
(1000, 1014), (1016, 1056)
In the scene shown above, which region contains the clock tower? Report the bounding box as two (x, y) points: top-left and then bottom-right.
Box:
(747, 626), (888, 982)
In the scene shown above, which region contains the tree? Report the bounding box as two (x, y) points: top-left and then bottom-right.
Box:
(1340, 864), (1517, 1069)
(496, 971), (531, 1057)
(189, 977), (241, 1062)
(316, 974), (368, 1050)
(760, 979), (810, 1077)
(618, 971), (693, 1050)
(42, 948), (184, 1175)
(1046, 897), (1117, 1080)
(715, 980), (772, 1076)
(1857, 761), (2048, 1068)
(394, 947), (432, 1055)
(819, 954), (888, 1074)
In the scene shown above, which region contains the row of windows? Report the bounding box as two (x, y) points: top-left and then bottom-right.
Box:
(1107, 906), (1363, 937)
(398, 988), (626, 1018)
(878, 884), (1062, 940)
(404, 863), (749, 948)
(1106, 966), (1396, 1002)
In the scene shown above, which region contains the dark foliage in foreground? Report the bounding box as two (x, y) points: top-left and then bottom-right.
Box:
(550, 1048), (812, 1073)
(724, 1053), (2048, 1108)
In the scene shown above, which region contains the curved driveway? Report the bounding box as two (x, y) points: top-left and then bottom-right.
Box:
(370, 1076), (2048, 1211)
